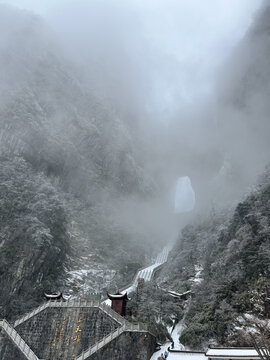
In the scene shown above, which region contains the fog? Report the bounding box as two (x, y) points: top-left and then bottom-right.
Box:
(0, 0), (269, 246)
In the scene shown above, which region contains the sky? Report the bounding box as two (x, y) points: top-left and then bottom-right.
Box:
(1, 0), (263, 109)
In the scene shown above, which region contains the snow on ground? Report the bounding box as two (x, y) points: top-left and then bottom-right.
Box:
(150, 300), (190, 359)
(193, 264), (203, 284)
(206, 349), (259, 357)
(166, 352), (206, 360)
(66, 265), (116, 297)
(170, 321), (186, 350)
(150, 263), (200, 359)
(124, 245), (171, 291)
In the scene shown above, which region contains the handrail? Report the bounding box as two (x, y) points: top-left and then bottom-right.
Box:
(10, 299), (152, 360)
(75, 321), (151, 360)
(105, 245), (171, 299)
(14, 299), (126, 328)
(75, 325), (126, 360)
(0, 319), (39, 359)
(14, 300), (101, 327)
(98, 302), (126, 325)
(14, 302), (51, 327)
(13, 245), (171, 329)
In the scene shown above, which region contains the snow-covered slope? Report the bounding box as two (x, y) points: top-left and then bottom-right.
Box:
(0, 5), (158, 319)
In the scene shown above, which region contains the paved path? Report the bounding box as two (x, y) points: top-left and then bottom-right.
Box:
(150, 297), (191, 359)
(125, 245), (171, 292)
(104, 245), (171, 305)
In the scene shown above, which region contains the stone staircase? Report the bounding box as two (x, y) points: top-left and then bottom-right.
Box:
(14, 301), (51, 327)
(75, 321), (150, 360)
(8, 299), (153, 360)
(14, 299), (126, 328)
(0, 319), (39, 360)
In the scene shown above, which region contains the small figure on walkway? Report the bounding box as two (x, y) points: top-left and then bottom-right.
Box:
(165, 350), (168, 358)
(171, 341), (174, 349)
(161, 353), (165, 358)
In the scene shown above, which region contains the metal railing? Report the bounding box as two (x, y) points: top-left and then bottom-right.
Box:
(75, 324), (126, 360)
(75, 321), (150, 360)
(14, 302), (51, 327)
(98, 302), (126, 325)
(75, 321), (148, 360)
(11, 299), (151, 360)
(108, 245), (172, 298)
(0, 319), (39, 359)
(14, 299), (126, 327)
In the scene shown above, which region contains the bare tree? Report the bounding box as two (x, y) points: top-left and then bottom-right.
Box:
(241, 317), (270, 360)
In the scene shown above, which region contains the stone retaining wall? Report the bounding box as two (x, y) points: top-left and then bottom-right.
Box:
(16, 307), (119, 360)
(0, 328), (28, 360)
(88, 331), (156, 360)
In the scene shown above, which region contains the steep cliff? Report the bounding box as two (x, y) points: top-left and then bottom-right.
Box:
(157, 167), (270, 349)
(154, 4), (270, 347)
(0, 6), (156, 319)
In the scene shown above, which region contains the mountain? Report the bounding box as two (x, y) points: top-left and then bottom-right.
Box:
(0, 5), (157, 319)
(154, 2), (270, 346)
(212, 1), (270, 201)
(156, 167), (270, 349)
(165, 2), (270, 212)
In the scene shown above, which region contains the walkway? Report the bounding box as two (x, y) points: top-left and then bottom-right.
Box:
(125, 245), (171, 292)
(104, 245), (171, 305)
(150, 297), (191, 359)
(0, 319), (38, 360)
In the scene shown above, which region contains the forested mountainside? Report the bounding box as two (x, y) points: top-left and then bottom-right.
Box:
(166, 2), (270, 211)
(213, 1), (270, 198)
(0, 6), (157, 320)
(158, 168), (270, 349)
(0, 157), (68, 318)
(143, 5), (270, 348)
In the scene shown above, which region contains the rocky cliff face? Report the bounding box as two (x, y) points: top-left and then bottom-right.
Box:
(0, 6), (157, 319)
(0, 157), (69, 319)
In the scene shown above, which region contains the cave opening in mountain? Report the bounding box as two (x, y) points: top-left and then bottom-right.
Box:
(174, 176), (196, 214)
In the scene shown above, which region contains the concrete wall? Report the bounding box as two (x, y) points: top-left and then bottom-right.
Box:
(88, 331), (156, 360)
(0, 328), (27, 360)
(16, 306), (119, 360)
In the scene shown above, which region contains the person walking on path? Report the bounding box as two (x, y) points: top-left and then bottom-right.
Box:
(165, 350), (168, 358)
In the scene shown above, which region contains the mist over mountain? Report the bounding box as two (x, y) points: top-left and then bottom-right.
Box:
(0, 4), (170, 318)
(165, 2), (270, 211)
(0, 1), (269, 351)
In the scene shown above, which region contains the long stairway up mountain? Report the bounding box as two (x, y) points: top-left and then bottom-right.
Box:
(104, 245), (171, 306)
(124, 245), (171, 293)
